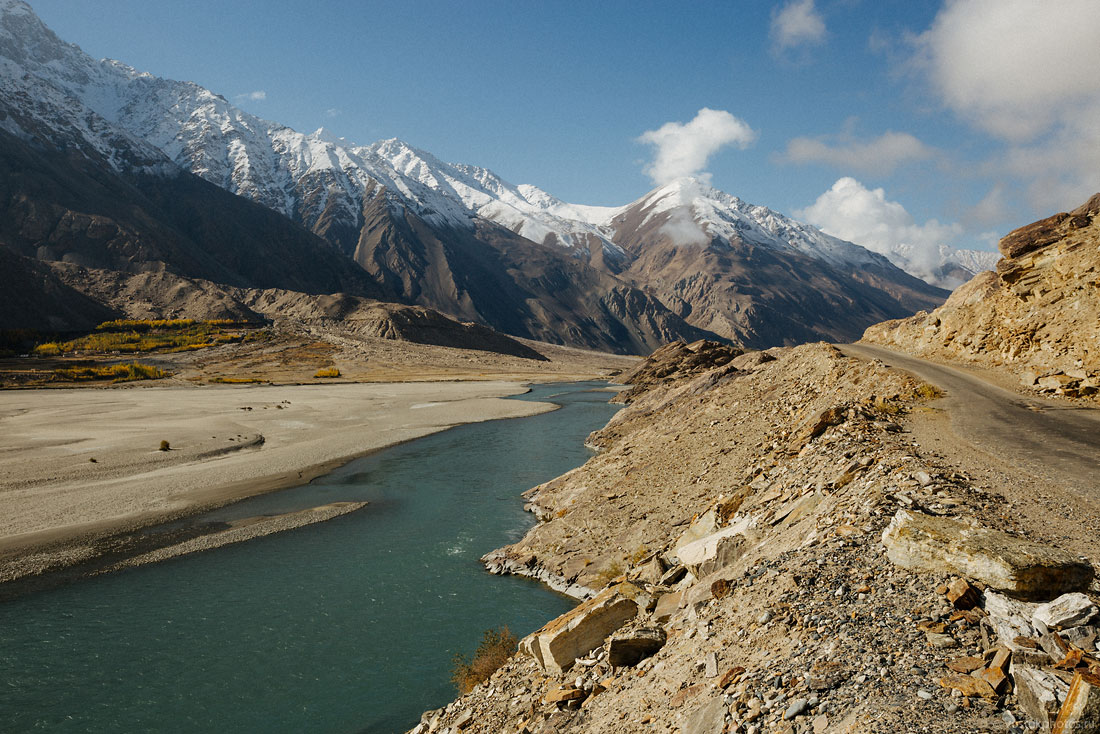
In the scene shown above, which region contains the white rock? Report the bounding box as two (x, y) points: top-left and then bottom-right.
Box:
(1033, 593), (1098, 630)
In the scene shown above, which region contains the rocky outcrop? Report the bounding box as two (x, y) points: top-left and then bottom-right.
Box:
(863, 194), (1100, 395)
(613, 339), (742, 403)
(881, 510), (1094, 599)
(411, 338), (1100, 734)
(519, 581), (652, 674)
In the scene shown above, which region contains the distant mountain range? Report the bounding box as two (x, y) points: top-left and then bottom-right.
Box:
(0, 0), (955, 351)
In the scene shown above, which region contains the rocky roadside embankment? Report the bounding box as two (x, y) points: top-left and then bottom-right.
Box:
(863, 193), (1100, 400)
(409, 340), (1100, 734)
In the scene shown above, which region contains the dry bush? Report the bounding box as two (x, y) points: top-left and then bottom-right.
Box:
(314, 367), (341, 378)
(451, 626), (518, 694)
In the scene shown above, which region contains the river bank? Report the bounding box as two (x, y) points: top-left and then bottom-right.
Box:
(0, 381), (620, 733)
(0, 380), (558, 588)
(414, 342), (1100, 734)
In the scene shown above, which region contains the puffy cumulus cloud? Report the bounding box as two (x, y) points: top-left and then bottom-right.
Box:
(917, 0), (1100, 140)
(637, 108), (756, 185)
(779, 131), (935, 176)
(234, 90), (267, 103)
(770, 0), (826, 53)
(796, 177), (962, 275)
(915, 0), (1100, 211)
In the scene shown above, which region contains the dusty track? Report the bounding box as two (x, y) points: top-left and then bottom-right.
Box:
(842, 342), (1100, 500)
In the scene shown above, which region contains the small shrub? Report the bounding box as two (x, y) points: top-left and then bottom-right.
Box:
(628, 544), (650, 565)
(159, 440), (170, 451)
(913, 383), (943, 400)
(210, 377), (263, 384)
(314, 367), (341, 378)
(451, 626), (517, 694)
(593, 561), (625, 588)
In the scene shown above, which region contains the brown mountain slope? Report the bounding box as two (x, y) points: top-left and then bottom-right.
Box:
(607, 191), (948, 348)
(347, 194), (721, 354)
(0, 249), (118, 331)
(863, 193), (1100, 395)
(43, 264), (548, 361)
(0, 129), (382, 301)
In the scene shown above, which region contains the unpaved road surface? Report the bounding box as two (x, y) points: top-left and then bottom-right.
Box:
(841, 343), (1100, 499)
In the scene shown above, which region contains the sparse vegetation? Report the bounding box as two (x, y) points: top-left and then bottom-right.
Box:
(314, 367), (341, 378)
(451, 626), (517, 694)
(912, 383), (943, 400)
(159, 440), (170, 452)
(53, 362), (168, 383)
(628, 544), (650, 565)
(209, 376), (264, 384)
(592, 560), (625, 587)
(33, 319), (256, 357)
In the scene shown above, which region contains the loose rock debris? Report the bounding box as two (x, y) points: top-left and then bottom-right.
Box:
(412, 343), (1099, 734)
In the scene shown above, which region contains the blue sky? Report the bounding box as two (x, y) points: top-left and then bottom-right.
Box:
(29, 1), (1100, 259)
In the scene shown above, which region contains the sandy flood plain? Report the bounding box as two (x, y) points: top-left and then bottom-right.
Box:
(0, 381), (555, 573)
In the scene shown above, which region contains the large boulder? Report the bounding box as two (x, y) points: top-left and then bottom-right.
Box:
(519, 581), (652, 674)
(881, 510), (1093, 599)
(676, 515), (758, 579)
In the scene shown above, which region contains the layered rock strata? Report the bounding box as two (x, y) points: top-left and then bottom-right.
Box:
(863, 194), (1100, 398)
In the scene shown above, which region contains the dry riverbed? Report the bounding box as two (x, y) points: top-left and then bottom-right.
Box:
(0, 380), (556, 587)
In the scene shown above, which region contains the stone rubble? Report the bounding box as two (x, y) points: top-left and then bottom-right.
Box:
(408, 342), (1099, 734)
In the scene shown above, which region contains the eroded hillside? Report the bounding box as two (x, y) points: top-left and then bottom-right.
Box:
(412, 343), (1100, 734)
(864, 194), (1100, 399)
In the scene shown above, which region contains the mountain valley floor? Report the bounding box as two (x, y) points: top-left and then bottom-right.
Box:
(0, 333), (637, 595)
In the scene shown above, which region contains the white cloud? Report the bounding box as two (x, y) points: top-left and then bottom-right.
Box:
(779, 130), (935, 175)
(914, 0), (1100, 211)
(796, 177), (963, 275)
(637, 108), (756, 185)
(917, 0), (1100, 140)
(234, 90), (267, 103)
(660, 208), (709, 246)
(325, 108), (341, 118)
(966, 184), (1009, 227)
(771, 0), (826, 52)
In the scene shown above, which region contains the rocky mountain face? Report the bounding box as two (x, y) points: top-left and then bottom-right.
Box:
(0, 1), (949, 352)
(864, 194), (1100, 398)
(0, 248), (118, 331)
(0, 127), (382, 299)
(602, 179), (948, 346)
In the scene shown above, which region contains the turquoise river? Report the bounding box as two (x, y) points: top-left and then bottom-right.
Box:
(0, 381), (621, 733)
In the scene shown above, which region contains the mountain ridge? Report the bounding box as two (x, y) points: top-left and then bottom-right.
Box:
(1, 0), (949, 351)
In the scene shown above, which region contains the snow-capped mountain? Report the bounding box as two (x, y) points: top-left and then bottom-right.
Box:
(0, 0), (950, 349)
(872, 243), (1001, 290)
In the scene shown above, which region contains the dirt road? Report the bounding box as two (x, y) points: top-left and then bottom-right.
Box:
(841, 343), (1100, 498)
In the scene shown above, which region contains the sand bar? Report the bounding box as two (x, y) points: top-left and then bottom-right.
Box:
(0, 381), (555, 561)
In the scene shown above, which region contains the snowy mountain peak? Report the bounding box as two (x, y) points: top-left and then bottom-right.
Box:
(0, 1), (961, 287)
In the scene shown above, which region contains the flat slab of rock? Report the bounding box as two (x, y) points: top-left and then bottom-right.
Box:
(682, 696), (727, 734)
(881, 510), (1093, 598)
(1012, 663), (1070, 733)
(520, 581), (651, 674)
(1053, 671), (1100, 734)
